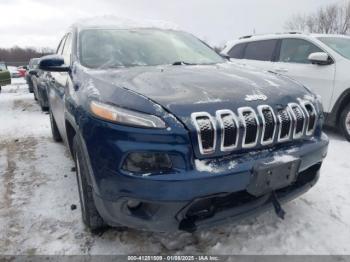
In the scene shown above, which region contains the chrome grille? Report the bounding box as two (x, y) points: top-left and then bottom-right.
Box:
(238, 107), (259, 148)
(216, 110), (239, 151)
(288, 103), (305, 138)
(301, 101), (317, 135)
(191, 112), (216, 155)
(277, 108), (292, 142)
(258, 105), (276, 145)
(191, 101), (318, 155)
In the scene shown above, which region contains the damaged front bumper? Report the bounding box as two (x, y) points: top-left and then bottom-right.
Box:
(92, 133), (328, 232)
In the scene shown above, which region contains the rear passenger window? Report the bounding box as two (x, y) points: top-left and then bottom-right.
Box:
(244, 40), (278, 61)
(279, 39), (323, 64)
(228, 43), (246, 59)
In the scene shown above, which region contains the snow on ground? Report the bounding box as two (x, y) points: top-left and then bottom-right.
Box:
(0, 80), (350, 255)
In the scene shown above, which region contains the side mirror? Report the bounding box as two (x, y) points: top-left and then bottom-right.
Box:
(39, 55), (70, 72)
(308, 52), (332, 65)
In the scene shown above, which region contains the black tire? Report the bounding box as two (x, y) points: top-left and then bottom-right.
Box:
(73, 135), (107, 232)
(49, 109), (62, 142)
(340, 104), (350, 142)
(28, 83), (34, 93)
(33, 88), (38, 101)
(40, 99), (49, 112)
(41, 105), (49, 112)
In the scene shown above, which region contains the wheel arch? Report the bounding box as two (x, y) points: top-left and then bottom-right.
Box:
(327, 88), (350, 126)
(65, 114), (95, 187)
(65, 119), (76, 158)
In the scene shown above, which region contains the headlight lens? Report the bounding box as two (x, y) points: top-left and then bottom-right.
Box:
(90, 101), (166, 128)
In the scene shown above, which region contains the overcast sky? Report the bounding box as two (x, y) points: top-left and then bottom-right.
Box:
(0, 0), (340, 49)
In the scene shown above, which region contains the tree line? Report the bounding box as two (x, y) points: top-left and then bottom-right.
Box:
(285, 1), (350, 34)
(0, 46), (54, 66)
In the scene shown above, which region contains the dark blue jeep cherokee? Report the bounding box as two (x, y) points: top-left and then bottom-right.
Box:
(39, 20), (329, 232)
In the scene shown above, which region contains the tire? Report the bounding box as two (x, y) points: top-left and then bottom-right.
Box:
(49, 109), (62, 142)
(41, 105), (49, 112)
(33, 88), (38, 101)
(40, 99), (49, 112)
(28, 83), (34, 93)
(73, 135), (107, 232)
(340, 104), (350, 142)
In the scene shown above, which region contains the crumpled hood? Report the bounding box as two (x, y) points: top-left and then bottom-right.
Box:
(87, 62), (313, 123)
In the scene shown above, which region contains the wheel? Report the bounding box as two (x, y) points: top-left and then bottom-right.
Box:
(41, 105), (49, 112)
(49, 109), (62, 142)
(28, 82), (34, 93)
(40, 99), (49, 112)
(33, 88), (38, 101)
(340, 104), (350, 142)
(73, 135), (107, 232)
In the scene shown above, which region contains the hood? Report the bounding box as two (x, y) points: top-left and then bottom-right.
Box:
(87, 63), (312, 123)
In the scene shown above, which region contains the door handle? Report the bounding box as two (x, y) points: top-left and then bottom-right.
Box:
(275, 68), (288, 73)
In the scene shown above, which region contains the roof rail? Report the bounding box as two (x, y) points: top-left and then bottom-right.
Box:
(239, 35), (252, 39)
(238, 32), (303, 40)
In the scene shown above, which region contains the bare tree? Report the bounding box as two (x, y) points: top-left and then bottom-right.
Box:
(0, 46), (54, 65)
(285, 1), (350, 34)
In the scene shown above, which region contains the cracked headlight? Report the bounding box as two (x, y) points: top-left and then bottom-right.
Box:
(90, 101), (166, 128)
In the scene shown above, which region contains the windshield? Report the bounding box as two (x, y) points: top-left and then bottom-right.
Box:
(318, 37), (350, 60)
(79, 29), (224, 68)
(0, 63), (6, 70)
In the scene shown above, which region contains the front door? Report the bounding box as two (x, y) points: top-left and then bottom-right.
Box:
(272, 38), (335, 112)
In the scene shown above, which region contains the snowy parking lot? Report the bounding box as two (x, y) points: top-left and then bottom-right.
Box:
(1, 79), (350, 255)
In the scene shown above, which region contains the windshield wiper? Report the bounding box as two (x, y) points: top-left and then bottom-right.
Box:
(171, 61), (197, 66)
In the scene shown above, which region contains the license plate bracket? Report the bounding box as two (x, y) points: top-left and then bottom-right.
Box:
(247, 158), (301, 197)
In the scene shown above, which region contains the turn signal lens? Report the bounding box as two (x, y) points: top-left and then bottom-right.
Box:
(90, 101), (166, 128)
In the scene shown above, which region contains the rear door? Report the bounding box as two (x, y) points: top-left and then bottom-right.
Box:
(48, 35), (67, 136)
(272, 38), (335, 112)
(51, 33), (73, 136)
(228, 39), (278, 71)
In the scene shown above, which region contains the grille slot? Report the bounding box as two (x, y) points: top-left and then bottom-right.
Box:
(302, 102), (317, 135)
(258, 105), (276, 145)
(277, 108), (292, 142)
(238, 107), (259, 148)
(288, 103), (306, 138)
(216, 110), (239, 151)
(191, 113), (216, 155)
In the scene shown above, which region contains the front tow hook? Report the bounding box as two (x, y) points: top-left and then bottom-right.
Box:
(179, 217), (197, 233)
(270, 191), (286, 219)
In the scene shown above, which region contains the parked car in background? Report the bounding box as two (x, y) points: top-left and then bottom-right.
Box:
(32, 70), (49, 111)
(26, 58), (40, 93)
(8, 66), (21, 78)
(0, 61), (11, 92)
(25, 58), (49, 111)
(39, 20), (328, 233)
(17, 66), (27, 78)
(222, 33), (350, 141)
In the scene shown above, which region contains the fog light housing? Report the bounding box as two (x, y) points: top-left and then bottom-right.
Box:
(122, 152), (172, 174)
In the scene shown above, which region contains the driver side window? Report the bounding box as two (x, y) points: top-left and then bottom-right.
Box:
(279, 39), (323, 64)
(62, 33), (73, 65)
(57, 36), (67, 55)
